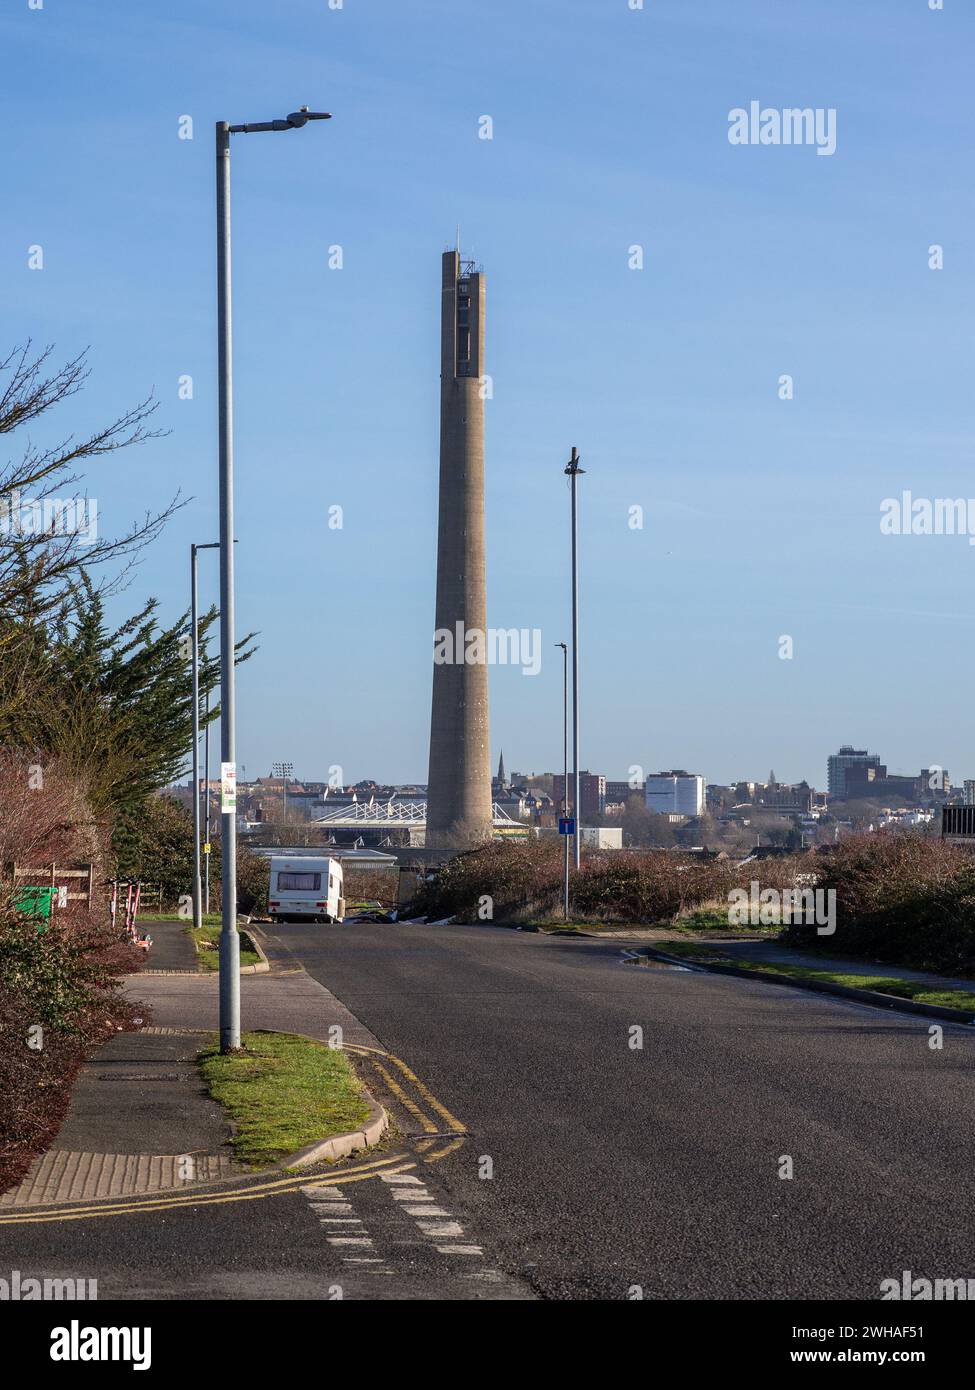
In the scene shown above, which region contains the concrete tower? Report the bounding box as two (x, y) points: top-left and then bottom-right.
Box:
(426, 250), (493, 846)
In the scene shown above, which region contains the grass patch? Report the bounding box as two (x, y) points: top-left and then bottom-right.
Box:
(142, 911), (222, 925)
(198, 1031), (371, 1166)
(667, 907), (778, 935)
(656, 940), (975, 1012)
(533, 921), (596, 933)
(187, 924), (261, 972)
(517, 908), (778, 935)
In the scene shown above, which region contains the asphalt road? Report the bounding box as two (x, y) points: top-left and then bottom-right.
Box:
(276, 920), (975, 1301)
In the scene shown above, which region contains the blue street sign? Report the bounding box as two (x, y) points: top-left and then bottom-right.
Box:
(559, 817), (575, 835)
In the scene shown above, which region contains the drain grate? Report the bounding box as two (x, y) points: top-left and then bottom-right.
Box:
(96, 1073), (196, 1082)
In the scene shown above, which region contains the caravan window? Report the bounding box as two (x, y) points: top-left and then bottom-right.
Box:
(277, 871), (321, 891)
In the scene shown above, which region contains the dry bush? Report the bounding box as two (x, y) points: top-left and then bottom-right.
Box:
(417, 842), (744, 925)
(0, 750), (103, 873)
(572, 852), (739, 923)
(0, 754), (146, 1194)
(344, 869), (398, 907)
(415, 840), (564, 921)
(784, 833), (975, 972)
(0, 899), (145, 1193)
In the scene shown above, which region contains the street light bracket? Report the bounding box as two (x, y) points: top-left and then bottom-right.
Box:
(228, 107), (332, 135)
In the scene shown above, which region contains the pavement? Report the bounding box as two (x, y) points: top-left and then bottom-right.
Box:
(139, 917), (198, 972)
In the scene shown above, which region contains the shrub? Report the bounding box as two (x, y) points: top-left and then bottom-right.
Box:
(416, 841), (740, 925)
(414, 840), (563, 921)
(783, 833), (975, 973)
(0, 753), (147, 1195)
(0, 902), (145, 1194)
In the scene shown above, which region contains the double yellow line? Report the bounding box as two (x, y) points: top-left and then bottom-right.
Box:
(0, 1154), (417, 1227)
(344, 1042), (467, 1160)
(0, 1044), (468, 1225)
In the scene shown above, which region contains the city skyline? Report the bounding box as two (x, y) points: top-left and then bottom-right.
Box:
(181, 738), (960, 802)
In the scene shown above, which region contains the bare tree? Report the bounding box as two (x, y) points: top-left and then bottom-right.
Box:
(0, 342), (179, 645)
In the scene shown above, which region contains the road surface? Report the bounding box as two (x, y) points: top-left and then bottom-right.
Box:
(276, 920), (975, 1301)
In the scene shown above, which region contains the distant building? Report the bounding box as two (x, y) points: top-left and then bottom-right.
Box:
(645, 771), (704, 818)
(552, 772), (606, 821)
(942, 805), (975, 845)
(606, 779), (644, 804)
(758, 782), (814, 813)
(827, 746), (883, 799)
(844, 765), (950, 805)
(965, 780), (975, 806)
(920, 767), (950, 797)
(706, 784), (735, 810)
(580, 827), (623, 850)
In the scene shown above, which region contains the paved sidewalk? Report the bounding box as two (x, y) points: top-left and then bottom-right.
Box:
(140, 917), (198, 972)
(1, 929), (382, 1208)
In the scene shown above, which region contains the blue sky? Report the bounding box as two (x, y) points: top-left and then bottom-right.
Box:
(3, 0), (973, 788)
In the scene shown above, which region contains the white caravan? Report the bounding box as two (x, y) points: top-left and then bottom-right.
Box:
(268, 856), (345, 924)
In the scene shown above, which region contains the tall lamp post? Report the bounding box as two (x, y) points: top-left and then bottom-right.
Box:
(203, 688), (212, 915)
(190, 541), (219, 932)
(216, 105), (331, 1053)
(272, 761), (294, 825)
(564, 447), (585, 869)
(556, 642), (569, 919)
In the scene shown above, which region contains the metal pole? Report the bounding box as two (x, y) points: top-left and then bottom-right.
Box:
(204, 688), (211, 915)
(190, 545), (202, 931)
(559, 642), (569, 918)
(216, 120), (240, 1051)
(565, 447), (585, 870)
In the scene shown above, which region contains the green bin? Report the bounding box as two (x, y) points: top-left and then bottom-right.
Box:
(13, 885), (57, 931)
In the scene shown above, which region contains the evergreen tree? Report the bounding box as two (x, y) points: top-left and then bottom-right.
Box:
(0, 573), (254, 818)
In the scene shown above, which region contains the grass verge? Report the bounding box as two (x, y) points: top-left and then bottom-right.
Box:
(656, 940), (975, 1012)
(521, 908), (777, 935)
(142, 912), (222, 924)
(198, 1030), (372, 1166)
(187, 924), (261, 971)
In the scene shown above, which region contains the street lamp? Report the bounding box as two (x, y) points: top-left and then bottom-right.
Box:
(564, 447), (585, 869)
(216, 105), (331, 1053)
(190, 541), (220, 931)
(272, 761), (294, 824)
(203, 687), (212, 914)
(556, 642), (569, 920)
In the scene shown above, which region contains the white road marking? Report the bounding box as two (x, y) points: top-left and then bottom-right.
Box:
(378, 1170), (488, 1267)
(417, 1220), (465, 1237)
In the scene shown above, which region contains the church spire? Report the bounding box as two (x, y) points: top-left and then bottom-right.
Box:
(497, 750), (507, 788)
